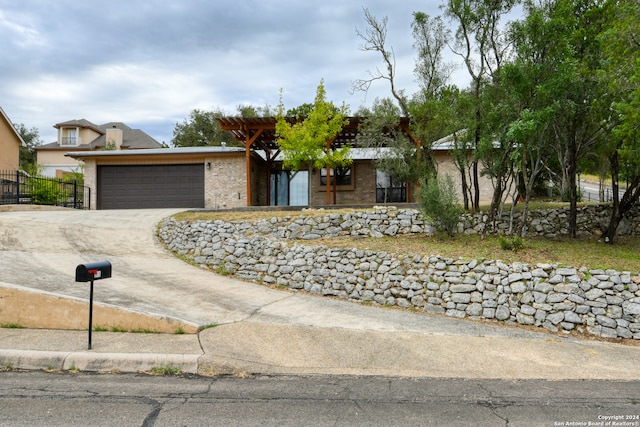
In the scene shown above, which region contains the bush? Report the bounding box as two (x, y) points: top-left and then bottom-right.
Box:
(418, 174), (464, 237)
(28, 177), (64, 205)
(499, 235), (525, 251)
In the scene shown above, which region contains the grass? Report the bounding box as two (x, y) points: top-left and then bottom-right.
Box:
(150, 365), (182, 375)
(198, 323), (219, 331)
(94, 326), (161, 334)
(322, 233), (640, 272)
(171, 207), (640, 273)
(0, 323), (25, 329)
(172, 207), (365, 223)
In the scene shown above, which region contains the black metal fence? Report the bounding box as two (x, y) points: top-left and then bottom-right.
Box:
(0, 170), (90, 209)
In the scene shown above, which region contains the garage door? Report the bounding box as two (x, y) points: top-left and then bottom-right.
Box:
(98, 164), (204, 209)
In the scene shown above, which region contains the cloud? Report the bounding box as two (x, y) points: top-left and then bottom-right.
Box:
(0, 0), (469, 145)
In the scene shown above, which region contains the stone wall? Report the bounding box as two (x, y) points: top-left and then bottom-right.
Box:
(463, 204), (640, 238)
(159, 206), (640, 340)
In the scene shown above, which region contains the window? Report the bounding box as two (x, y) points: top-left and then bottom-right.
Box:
(270, 170), (309, 206)
(61, 129), (79, 146)
(320, 167), (352, 186)
(376, 170), (406, 203)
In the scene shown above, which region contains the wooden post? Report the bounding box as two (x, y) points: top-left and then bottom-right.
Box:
(245, 130), (252, 207)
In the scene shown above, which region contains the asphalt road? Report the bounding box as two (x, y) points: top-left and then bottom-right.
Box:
(580, 180), (627, 203)
(1, 371), (639, 427)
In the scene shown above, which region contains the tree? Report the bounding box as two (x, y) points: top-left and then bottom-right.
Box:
(599, 0), (640, 243)
(356, 98), (423, 197)
(14, 123), (42, 172)
(353, 8), (410, 116)
(444, 0), (518, 212)
(171, 108), (237, 147)
(354, 9), (455, 200)
(275, 80), (350, 205)
(418, 174), (464, 238)
(236, 104), (275, 118)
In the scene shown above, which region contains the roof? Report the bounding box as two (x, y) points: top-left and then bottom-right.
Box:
(65, 146), (245, 159)
(0, 106), (26, 147)
(37, 120), (162, 150)
(89, 122), (161, 149)
(216, 116), (414, 153)
(54, 119), (103, 134)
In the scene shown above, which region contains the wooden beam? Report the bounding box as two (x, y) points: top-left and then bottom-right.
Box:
(243, 127), (265, 207)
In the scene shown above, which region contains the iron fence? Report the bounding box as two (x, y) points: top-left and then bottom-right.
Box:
(0, 170), (90, 209)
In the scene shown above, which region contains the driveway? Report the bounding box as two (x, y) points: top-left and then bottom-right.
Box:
(2, 208), (640, 379)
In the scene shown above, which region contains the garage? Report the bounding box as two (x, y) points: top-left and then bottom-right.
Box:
(98, 164), (204, 209)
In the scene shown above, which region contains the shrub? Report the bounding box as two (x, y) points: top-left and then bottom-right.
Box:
(28, 177), (64, 205)
(499, 235), (525, 251)
(418, 174), (464, 238)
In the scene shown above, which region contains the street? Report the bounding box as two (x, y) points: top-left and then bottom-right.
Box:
(1, 371), (639, 427)
(580, 180), (627, 203)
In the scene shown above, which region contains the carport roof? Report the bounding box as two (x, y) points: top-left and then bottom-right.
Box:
(216, 116), (415, 152)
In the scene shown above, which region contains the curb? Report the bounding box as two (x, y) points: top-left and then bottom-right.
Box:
(0, 349), (200, 374)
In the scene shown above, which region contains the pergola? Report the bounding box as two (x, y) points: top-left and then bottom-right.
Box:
(216, 116), (417, 206)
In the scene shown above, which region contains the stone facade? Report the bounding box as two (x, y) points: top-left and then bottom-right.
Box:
(159, 206), (640, 340)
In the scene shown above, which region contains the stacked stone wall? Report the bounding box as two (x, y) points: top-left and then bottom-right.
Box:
(160, 206), (640, 340)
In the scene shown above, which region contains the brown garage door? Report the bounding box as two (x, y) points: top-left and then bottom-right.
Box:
(98, 164), (204, 209)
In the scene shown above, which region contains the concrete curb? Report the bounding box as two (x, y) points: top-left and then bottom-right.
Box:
(0, 349), (200, 374)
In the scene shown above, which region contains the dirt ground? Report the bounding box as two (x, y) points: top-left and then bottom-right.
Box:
(0, 284), (197, 333)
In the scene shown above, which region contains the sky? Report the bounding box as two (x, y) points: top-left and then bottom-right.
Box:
(1, 0), (469, 146)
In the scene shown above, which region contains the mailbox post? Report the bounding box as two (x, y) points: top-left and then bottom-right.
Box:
(75, 261), (112, 350)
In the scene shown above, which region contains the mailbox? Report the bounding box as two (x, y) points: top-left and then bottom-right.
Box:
(75, 261), (112, 282)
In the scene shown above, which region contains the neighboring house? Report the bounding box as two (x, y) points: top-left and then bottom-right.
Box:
(0, 106), (25, 171)
(36, 119), (162, 177)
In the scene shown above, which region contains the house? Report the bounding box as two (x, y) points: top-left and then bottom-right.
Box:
(36, 119), (162, 177)
(0, 106), (25, 171)
(66, 146), (267, 210)
(66, 116), (495, 210)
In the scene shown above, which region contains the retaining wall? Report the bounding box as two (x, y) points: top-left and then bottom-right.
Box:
(160, 206), (640, 340)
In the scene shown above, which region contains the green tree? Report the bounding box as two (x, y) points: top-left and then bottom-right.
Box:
(275, 80), (350, 205)
(444, 0), (518, 211)
(418, 174), (464, 238)
(357, 98), (423, 195)
(171, 108), (237, 147)
(13, 123), (42, 172)
(598, 0), (640, 243)
(236, 104), (275, 117)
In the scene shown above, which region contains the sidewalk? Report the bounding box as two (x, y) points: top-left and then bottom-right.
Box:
(0, 328), (202, 374)
(2, 322), (640, 380)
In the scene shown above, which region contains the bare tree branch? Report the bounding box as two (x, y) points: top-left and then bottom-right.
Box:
(353, 8), (409, 115)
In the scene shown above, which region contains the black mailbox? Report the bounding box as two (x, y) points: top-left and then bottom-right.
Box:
(75, 261), (112, 282)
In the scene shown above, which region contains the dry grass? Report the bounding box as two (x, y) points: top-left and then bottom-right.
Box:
(320, 234), (640, 273)
(173, 208), (640, 273)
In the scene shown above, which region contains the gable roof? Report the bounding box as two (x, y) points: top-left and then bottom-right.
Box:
(54, 118), (103, 134)
(0, 106), (26, 147)
(89, 122), (162, 149)
(37, 119), (161, 150)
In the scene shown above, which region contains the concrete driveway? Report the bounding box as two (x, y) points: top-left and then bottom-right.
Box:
(2, 208), (640, 379)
